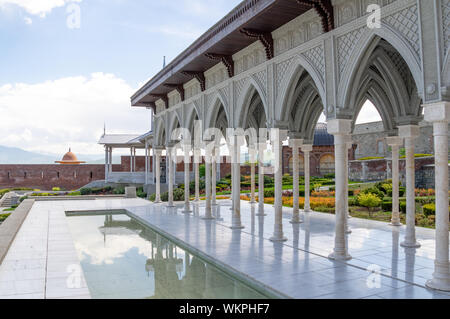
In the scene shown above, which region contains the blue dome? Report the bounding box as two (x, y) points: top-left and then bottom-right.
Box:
(313, 123), (334, 146)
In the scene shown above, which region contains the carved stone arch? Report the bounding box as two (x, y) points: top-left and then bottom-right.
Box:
(443, 53), (450, 88)
(302, 99), (324, 142)
(184, 103), (200, 131)
(204, 94), (231, 132)
(351, 75), (396, 132)
(291, 85), (321, 132)
(344, 42), (421, 125)
(338, 27), (424, 111)
(276, 54), (326, 123)
(235, 78), (268, 129)
(167, 111), (181, 143)
(154, 116), (166, 147)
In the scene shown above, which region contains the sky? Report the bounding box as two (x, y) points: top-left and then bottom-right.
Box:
(0, 0), (381, 156)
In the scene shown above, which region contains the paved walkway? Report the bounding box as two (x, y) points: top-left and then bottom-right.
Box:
(0, 198), (449, 299)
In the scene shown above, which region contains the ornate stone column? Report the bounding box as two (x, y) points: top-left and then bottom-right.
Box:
(399, 125), (420, 248)
(194, 148), (201, 202)
(301, 144), (313, 212)
(289, 138), (303, 224)
(212, 148), (217, 206)
(386, 136), (403, 226)
(344, 138), (352, 234)
(167, 146), (175, 207)
(104, 146), (109, 182)
(231, 134), (244, 229)
(182, 145), (192, 214)
(154, 148), (162, 203)
(270, 128), (288, 242)
(203, 151), (214, 219)
(145, 141), (149, 184)
(257, 139), (267, 216)
(249, 148), (257, 204)
(424, 102), (450, 291)
(328, 119), (352, 261)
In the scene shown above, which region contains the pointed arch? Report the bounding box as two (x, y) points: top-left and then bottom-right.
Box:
(276, 54), (326, 123)
(204, 93), (231, 131)
(235, 77), (268, 129)
(338, 26), (423, 110)
(154, 116), (166, 147)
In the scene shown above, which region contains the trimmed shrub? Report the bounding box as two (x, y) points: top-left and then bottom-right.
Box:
(382, 201), (392, 212)
(52, 187), (61, 191)
(264, 189), (275, 198)
(399, 201), (407, 214)
(113, 187), (125, 195)
(358, 193), (382, 217)
(80, 188), (92, 195)
(362, 187), (385, 200)
(422, 203), (435, 216)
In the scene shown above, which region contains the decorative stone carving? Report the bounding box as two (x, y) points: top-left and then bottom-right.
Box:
(234, 77), (249, 105)
(383, 5), (421, 62)
(252, 70), (267, 98)
(275, 57), (295, 98)
(337, 26), (365, 79)
(301, 45), (325, 83)
(443, 0), (450, 53)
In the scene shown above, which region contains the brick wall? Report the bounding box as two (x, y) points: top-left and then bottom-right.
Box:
(349, 157), (437, 186)
(0, 164), (105, 190)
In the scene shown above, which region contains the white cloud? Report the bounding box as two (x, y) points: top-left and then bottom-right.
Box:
(0, 73), (151, 155)
(0, 0), (81, 17)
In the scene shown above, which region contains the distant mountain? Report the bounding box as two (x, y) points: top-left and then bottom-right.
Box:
(0, 145), (118, 164)
(0, 145), (57, 164)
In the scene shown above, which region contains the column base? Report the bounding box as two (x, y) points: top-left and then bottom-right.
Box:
(345, 228), (352, 234)
(400, 240), (421, 248)
(256, 213), (267, 217)
(328, 252), (352, 261)
(389, 221), (402, 227)
(426, 279), (450, 292)
(290, 218), (303, 224)
(167, 203), (176, 208)
(154, 200), (162, 204)
(270, 236), (288, 242)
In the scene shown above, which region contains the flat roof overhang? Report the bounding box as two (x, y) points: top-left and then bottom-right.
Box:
(131, 0), (332, 109)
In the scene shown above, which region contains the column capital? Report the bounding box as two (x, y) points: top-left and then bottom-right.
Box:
(385, 136), (403, 146)
(327, 119), (352, 135)
(288, 138), (303, 149)
(300, 144), (313, 152)
(398, 125), (420, 139)
(423, 101), (450, 123)
(288, 131), (303, 140)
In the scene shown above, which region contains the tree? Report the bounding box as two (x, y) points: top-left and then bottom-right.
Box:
(358, 193), (382, 218)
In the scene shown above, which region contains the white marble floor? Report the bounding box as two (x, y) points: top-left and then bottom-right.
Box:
(0, 198), (449, 299)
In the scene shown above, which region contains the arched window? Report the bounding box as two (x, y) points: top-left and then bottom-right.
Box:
(24, 172), (27, 179)
(319, 154), (335, 175)
(7, 172), (10, 179)
(288, 155), (305, 175)
(57, 172), (60, 179)
(90, 172), (93, 180)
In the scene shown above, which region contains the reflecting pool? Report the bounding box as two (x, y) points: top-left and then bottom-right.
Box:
(66, 213), (270, 299)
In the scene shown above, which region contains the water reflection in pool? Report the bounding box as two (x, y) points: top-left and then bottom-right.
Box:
(66, 213), (269, 299)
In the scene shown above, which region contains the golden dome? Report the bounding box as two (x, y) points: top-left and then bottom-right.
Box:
(55, 148), (86, 165)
